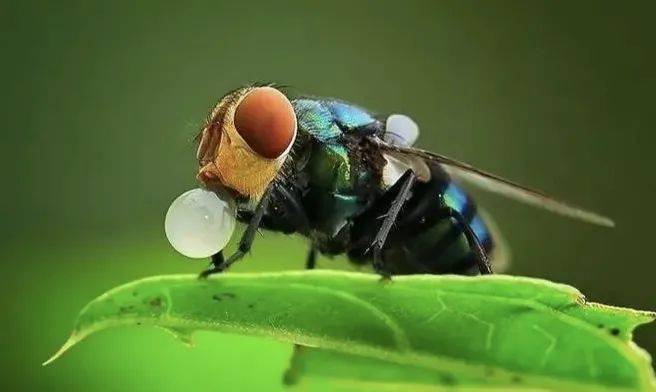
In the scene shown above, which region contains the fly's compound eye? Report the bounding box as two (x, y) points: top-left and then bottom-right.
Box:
(165, 188), (236, 258)
(234, 87), (297, 159)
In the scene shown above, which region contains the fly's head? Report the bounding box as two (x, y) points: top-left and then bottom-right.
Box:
(196, 86), (297, 199)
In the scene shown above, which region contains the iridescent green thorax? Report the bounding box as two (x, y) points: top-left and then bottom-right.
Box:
(308, 143), (351, 191)
(292, 98), (383, 238)
(293, 98), (379, 140)
(293, 99), (342, 140)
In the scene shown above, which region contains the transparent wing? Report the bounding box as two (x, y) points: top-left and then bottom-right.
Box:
(372, 138), (615, 228)
(479, 209), (511, 272)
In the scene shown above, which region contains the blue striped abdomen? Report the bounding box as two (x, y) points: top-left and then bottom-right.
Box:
(367, 166), (495, 275)
(443, 183), (493, 249)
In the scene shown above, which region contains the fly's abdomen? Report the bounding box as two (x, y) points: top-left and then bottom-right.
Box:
(393, 176), (494, 275)
(389, 214), (494, 275)
(349, 164), (495, 275)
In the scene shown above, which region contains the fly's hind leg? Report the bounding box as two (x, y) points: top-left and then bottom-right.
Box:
(370, 169), (417, 278)
(440, 207), (493, 275)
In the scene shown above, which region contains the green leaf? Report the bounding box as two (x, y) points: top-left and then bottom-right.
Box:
(45, 271), (655, 391)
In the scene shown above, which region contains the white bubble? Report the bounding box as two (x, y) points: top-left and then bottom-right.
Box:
(385, 114), (419, 147)
(165, 188), (236, 259)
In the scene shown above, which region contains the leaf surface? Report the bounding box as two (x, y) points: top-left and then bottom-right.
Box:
(45, 271), (655, 391)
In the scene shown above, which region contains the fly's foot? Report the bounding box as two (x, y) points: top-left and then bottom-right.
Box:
(199, 252), (227, 279)
(373, 247), (393, 281)
(198, 250), (246, 279)
(378, 273), (393, 283)
(198, 264), (226, 279)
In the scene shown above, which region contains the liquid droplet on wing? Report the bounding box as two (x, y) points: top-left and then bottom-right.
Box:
(164, 188), (236, 258)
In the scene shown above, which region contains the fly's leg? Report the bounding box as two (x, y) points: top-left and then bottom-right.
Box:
(370, 170), (416, 278)
(199, 251), (225, 278)
(222, 186), (272, 267)
(199, 186), (273, 279)
(272, 185), (314, 270)
(306, 247), (317, 270)
(276, 186), (311, 236)
(440, 207), (493, 275)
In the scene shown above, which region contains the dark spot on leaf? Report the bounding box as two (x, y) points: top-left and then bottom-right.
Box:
(440, 374), (456, 385)
(597, 324), (604, 329)
(248, 304), (255, 309)
(132, 291), (139, 297)
(212, 293), (236, 302)
(484, 367), (495, 377)
(136, 322), (142, 326)
(511, 375), (522, 383)
(119, 305), (135, 313)
(149, 297), (163, 308)
(610, 328), (620, 336)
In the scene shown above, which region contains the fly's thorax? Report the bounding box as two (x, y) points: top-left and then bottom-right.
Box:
(196, 86), (298, 199)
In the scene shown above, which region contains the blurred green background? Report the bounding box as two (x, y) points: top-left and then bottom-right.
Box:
(2, 1), (655, 390)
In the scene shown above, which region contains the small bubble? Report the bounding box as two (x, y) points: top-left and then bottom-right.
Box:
(165, 188), (236, 258)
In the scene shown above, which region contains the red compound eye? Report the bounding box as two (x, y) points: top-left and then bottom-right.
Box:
(234, 87), (297, 159)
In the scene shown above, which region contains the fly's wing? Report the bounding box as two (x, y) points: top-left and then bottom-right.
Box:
(478, 208), (511, 272)
(371, 138), (615, 228)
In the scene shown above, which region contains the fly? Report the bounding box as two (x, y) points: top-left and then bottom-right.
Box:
(172, 84), (613, 278)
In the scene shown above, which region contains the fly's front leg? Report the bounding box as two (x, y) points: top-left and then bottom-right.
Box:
(440, 207), (493, 275)
(198, 252), (226, 279)
(370, 170), (416, 278)
(199, 186), (273, 279)
(225, 186), (273, 266)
